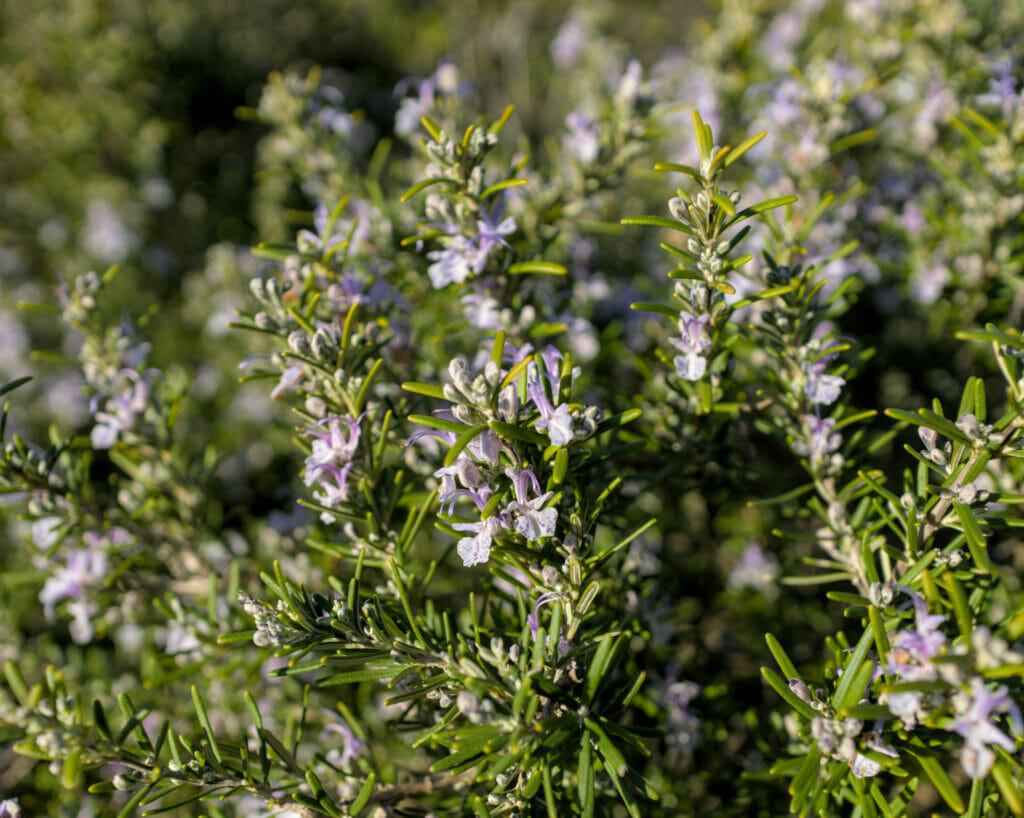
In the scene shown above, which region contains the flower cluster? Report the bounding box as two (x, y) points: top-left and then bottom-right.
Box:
(412, 344), (602, 568)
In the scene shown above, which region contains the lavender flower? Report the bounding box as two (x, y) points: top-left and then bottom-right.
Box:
(322, 715), (364, 768)
(505, 466), (558, 541)
(977, 57), (1020, 120)
(565, 111), (600, 164)
(0, 799), (22, 818)
(665, 680), (701, 753)
(475, 205), (516, 261)
(271, 363), (305, 401)
(526, 591), (563, 637)
(305, 415), (361, 476)
(453, 514), (506, 567)
(802, 358), (844, 405)
(39, 548), (108, 644)
(792, 415), (842, 469)
(727, 543), (780, 596)
(669, 314), (711, 381)
(950, 677), (1022, 778)
(90, 368), (152, 449)
(425, 202), (515, 289)
(885, 588), (946, 723)
(427, 235), (479, 288)
(529, 379), (575, 446)
(549, 19), (586, 69)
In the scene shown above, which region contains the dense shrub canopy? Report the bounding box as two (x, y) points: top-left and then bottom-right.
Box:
(1, 2), (1023, 816)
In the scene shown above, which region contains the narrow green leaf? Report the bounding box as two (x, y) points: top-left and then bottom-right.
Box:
(471, 794), (492, 818)
(487, 419), (548, 447)
(954, 503), (992, 573)
(399, 177), (453, 203)
(722, 130), (766, 167)
(429, 744), (485, 773)
(761, 667), (816, 720)
(489, 104), (515, 135)
(143, 789), (210, 815)
(941, 572), (973, 638)
(507, 261), (567, 276)
(579, 736), (594, 817)
(116, 784), (156, 818)
(317, 666), (396, 686)
(244, 691), (263, 730)
(652, 161), (702, 180)
(481, 178), (528, 200)
(909, 749), (964, 813)
(724, 196), (798, 227)
(692, 110), (712, 162)
(868, 606), (891, 661)
(833, 627), (874, 710)
(965, 776), (984, 818)
(585, 633), (620, 703)
(830, 129), (877, 153)
(586, 718), (626, 777)
(0, 376), (32, 399)
(619, 215), (696, 236)
(408, 414), (465, 434)
(260, 728), (304, 775)
(788, 746), (823, 815)
(3, 662), (30, 706)
(444, 424), (489, 467)
(629, 301), (677, 318)
(765, 634), (801, 681)
(191, 686), (222, 764)
(711, 192), (736, 215)
(595, 407), (643, 433)
(993, 757), (1024, 816)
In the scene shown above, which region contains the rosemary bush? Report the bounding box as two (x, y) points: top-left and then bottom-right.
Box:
(1, 2), (1023, 816)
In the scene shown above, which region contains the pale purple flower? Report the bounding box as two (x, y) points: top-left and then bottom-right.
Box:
(891, 587), (946, 663)
(39, 548), (107, 644)
(453, 514), (505, 567)
(305, 415), (361, 476)
(31, 516), (64, 550)
(528, 378), (575, 446)
(526, 591), (562, 637)
(565, 111), (600, 164)
(537, 345), (564, 387)
(83, 200), (137, 264)
(304, 415), (361, 521)
(669, 314), (711, 381)
(909, 262), (949, 305)
(850, 753), (881, 778)
(793, 415), (842, 468)
(728, 543), (780, 595)
(90, 369), (152, 449)
(977, 57), (1019, 121)
(950, 677), (1022, 778)
(427, 235), (479, 288)
(475, 205), (516, 262)
(802, 359), (844, 405)
(322, 715), (364, 767)
(912, 82), (956, 147)
(462, 293), (502, 329)
(270, 363), (305, 400)
(664, 679), (701, 753)
(394, 79), (435, 137)
(505, 466), (558, 541)
(0, 799), (22, 818)
(308, 462), (355, 522)
(549, 19), (586, 69)
(886, 588), (946, 721)
(468, 428), (500, 468)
